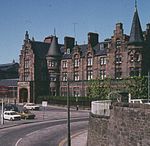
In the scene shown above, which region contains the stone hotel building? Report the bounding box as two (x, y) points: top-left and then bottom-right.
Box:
(17, 5), (150, 103)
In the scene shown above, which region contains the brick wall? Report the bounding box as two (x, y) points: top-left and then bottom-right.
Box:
(87, 103), (150, 146)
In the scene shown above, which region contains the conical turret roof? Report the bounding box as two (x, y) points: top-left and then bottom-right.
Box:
(47, 36), (61, 57)
(129, 8), (144, 44)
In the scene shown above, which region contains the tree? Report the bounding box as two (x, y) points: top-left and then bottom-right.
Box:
(88, 79), (100, 99)
(126, 76), (148, 99)
(87, 78), (111, 100)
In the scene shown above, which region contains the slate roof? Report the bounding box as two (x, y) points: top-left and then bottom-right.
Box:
(0, 79), (18, 87)
(62, 42), (107, 59)
(31, 41), (50, 59)
(129, 8), (144, 44)
(47, 36), (62, 57)
(0, 63), (19, 71)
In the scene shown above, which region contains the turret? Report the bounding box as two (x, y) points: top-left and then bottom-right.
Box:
(47, 36), (61, 57)
(46, 35), (62, 96)
(127, 1), (144, 77)
(128, 4), (144, 45)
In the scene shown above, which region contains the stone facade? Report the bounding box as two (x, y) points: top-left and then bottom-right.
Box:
(87, 103), (150, 146)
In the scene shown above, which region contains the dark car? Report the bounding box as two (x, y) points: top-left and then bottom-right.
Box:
(4, 104), (19, 112)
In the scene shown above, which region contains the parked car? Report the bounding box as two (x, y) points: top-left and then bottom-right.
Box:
(23, 103), (40, 110)
(3, 111), (21, 121)
(4, 104), (19, 112)
(19, 109), (35, 119)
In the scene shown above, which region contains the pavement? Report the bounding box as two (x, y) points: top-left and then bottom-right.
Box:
(59, 130), (87, 146)
(70, 130), (87, 146)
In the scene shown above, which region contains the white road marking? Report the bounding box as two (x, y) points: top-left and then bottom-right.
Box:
(15, 138), (22, 146)
(26, 130), (40, 136)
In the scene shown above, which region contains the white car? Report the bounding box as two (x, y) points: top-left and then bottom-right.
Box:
(23, 103), (40, 110)
(4, 111), (21, 121)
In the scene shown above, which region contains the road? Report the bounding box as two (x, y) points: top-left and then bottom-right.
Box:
(0, 105), (89, 146)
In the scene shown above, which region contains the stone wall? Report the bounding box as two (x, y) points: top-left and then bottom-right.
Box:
(87, 103), (150, 146)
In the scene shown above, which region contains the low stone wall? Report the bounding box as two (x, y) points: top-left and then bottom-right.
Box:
(87, 103), (150, 146)
(87, 113), (110, 146)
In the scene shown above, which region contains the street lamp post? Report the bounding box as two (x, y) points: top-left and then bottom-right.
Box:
(67, 79), (71, 146)
(1, 98), (4, 125)
(148, 71), (150, 103)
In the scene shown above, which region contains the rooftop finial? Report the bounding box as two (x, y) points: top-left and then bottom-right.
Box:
(25, 31), (29, 40)
(135, 0), (137, 10)
(54, 28), (56, 36)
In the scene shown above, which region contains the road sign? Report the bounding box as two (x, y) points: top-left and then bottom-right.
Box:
(42, 101), (47, 107)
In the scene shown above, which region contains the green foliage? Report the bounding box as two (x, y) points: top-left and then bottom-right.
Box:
(126, 76), (148, 99)
(88, 79), (100, 98)
(87, 78), (111, 100)
(87, 76), (148, 100)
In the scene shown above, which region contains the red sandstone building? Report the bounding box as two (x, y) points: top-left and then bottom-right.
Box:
(17, 5), (150, 103)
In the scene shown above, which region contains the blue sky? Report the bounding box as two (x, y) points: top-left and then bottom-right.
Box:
(0, 0), (149, 63)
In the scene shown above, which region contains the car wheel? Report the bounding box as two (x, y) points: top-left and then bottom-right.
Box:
(10, 118), (13, 121)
